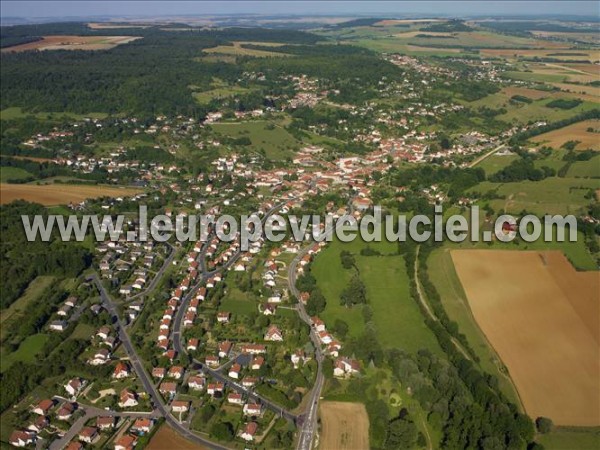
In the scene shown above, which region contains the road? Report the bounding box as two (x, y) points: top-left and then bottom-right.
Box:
(468, 144), (505, 169)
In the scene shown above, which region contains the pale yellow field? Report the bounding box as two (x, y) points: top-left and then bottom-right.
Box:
(1, 35), (141, 52)
(202, 41), (288, 57)
(451, 250), (599, 426)
(319, 401), (370, 450)
(0, 183), (142, 205)
(147, 425), (206, 450)
(481, 48), (600, 63)
(532, 119), (600, 150)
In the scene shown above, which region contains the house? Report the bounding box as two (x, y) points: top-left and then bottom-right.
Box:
(131, 418), (153, 434)
(118, 389), (138, 408)
(49, 320), (68, 332)
(218, 341), (233, 358)
(205, 355), (220, 367)
(167, 366), (185, 380)
(171, 400), (189, 413)
(261, 304), (276, 316)
(9, 430), (35, 447)
(241, 344), (266, 355)
(251, 356), (264, 370)
(187, 376), (205, 391)
(243, 403), (262, 416)
(264, 325), (283, 341)
(242, 376), (258, 388)
(79, 426), (98, 444)
(65, 441), (83, 450)
(96, 416), (115, 430)
(327, 341), (342, 357)
(159, 382), (177, 397)
(207, 382), (224, 396)
(217, 311), (230, 323)
(318, 331), (333, 345)
(311, 317), (326, 332)
(113, 362), (130, 379)
(227, 393), (244, 405)
(152, 367), (166, 379)
(96, 326), (111, 340)
(114, 434), (137, 450)
(64, 378), (84, 397)
(57, 305), (71, 317)
(32, 399), (54, 416)
(291, 350), (306, 368)
(228, 363), (242, 379)
(183, 312), (195, 327)
(187, 338), (199, 351)
(27, 416), (48, 433)
(334, 357), (360, 377)
(57, 402), (76, 421)
(241, 422), (258, 441)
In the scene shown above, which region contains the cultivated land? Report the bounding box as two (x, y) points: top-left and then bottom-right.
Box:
(147, 424), (206, 450)
(1, 35), (141, 52)
(451, 249), (600, 426)
(319, 401), (369, 450)
(0, 183), (142, 205)
(202, 41), (289, 57)
(531, 119), (600, 150)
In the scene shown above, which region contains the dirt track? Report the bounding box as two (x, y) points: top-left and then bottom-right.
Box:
(451, 250), (599, 426)
(319, 401), (369, 450)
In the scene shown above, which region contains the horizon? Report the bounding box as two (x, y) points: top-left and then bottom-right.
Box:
(1, 1), (599, 23)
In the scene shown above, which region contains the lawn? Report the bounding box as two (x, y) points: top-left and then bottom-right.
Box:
(0, 166), (34, 183)
(0, 334), (49, 372)
(211, 120), (300, 160)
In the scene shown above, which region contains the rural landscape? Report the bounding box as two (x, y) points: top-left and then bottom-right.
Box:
(0, 2), (598, 450)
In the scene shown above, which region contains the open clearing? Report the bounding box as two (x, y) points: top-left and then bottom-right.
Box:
(0, 183), (142, 205)
(202, 41), (288, 57)
(319, 401), (369, 450)
(531, 119), (600, 150)
(147, 424), (206, 450)
(451, 250), (599, 426)
(1, 35), (141, 52)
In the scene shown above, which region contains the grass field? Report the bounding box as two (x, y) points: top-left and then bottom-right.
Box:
(0, 183), (142, 205)
(567, 154), (600, 178)
(531, 119), (600, 150)
(211, 120), (299, 160)
(469, 176), (599, 216)
(0, 334), (48, 372)
(193, 86), (252, 104)
(451, 249), (599, 426)
(475, 154), (519, 176)
(1, 35), (141, 52)
(481, 48), (600, 63)
(538, 427), (600, 450)
(319, 401), (369, 450)
(0, 167), (34, 183)
(0, 276), (55, 340)
(312, 234), (441, 354)
(0, 107), (107, 121)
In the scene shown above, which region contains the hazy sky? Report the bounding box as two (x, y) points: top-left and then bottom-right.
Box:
(1, 1), (599, 19)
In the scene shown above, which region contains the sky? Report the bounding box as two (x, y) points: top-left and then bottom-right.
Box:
(1, 1), (599, 20)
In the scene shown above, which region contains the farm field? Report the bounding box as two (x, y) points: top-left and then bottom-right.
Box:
(319, 401), (369, 450)
(475, 153), (519, 176)
(147, 424), (206, 450)
(0, 183), (142, 205)
(451, 249), (599, 426)
(537, 427), (600, 450)
(0, 166), (33, 183)
(480, 48), (600, 63)
(1, 35), (141, 52)
(202, 41), (288, 57)
(0, 107), (107, 121)
(567, 154), (600, 177)
(531, 119), (600, 150)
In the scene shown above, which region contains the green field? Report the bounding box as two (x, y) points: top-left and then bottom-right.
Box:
(0, 166), (34, 182)
(0, 107), (107, 121)
(498, 98), (598, 124)
(0, 334), (49, 372)
(469, 176), (599, 216)
(0, 276), (55, 340)
(193, 86), (252, 104)
(537, 427), (600, 450)
(211, 120), (300, 160)
(312, 235), (441, 355)
(567, 155), (600, 178)
(476, 154), (520, 176)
